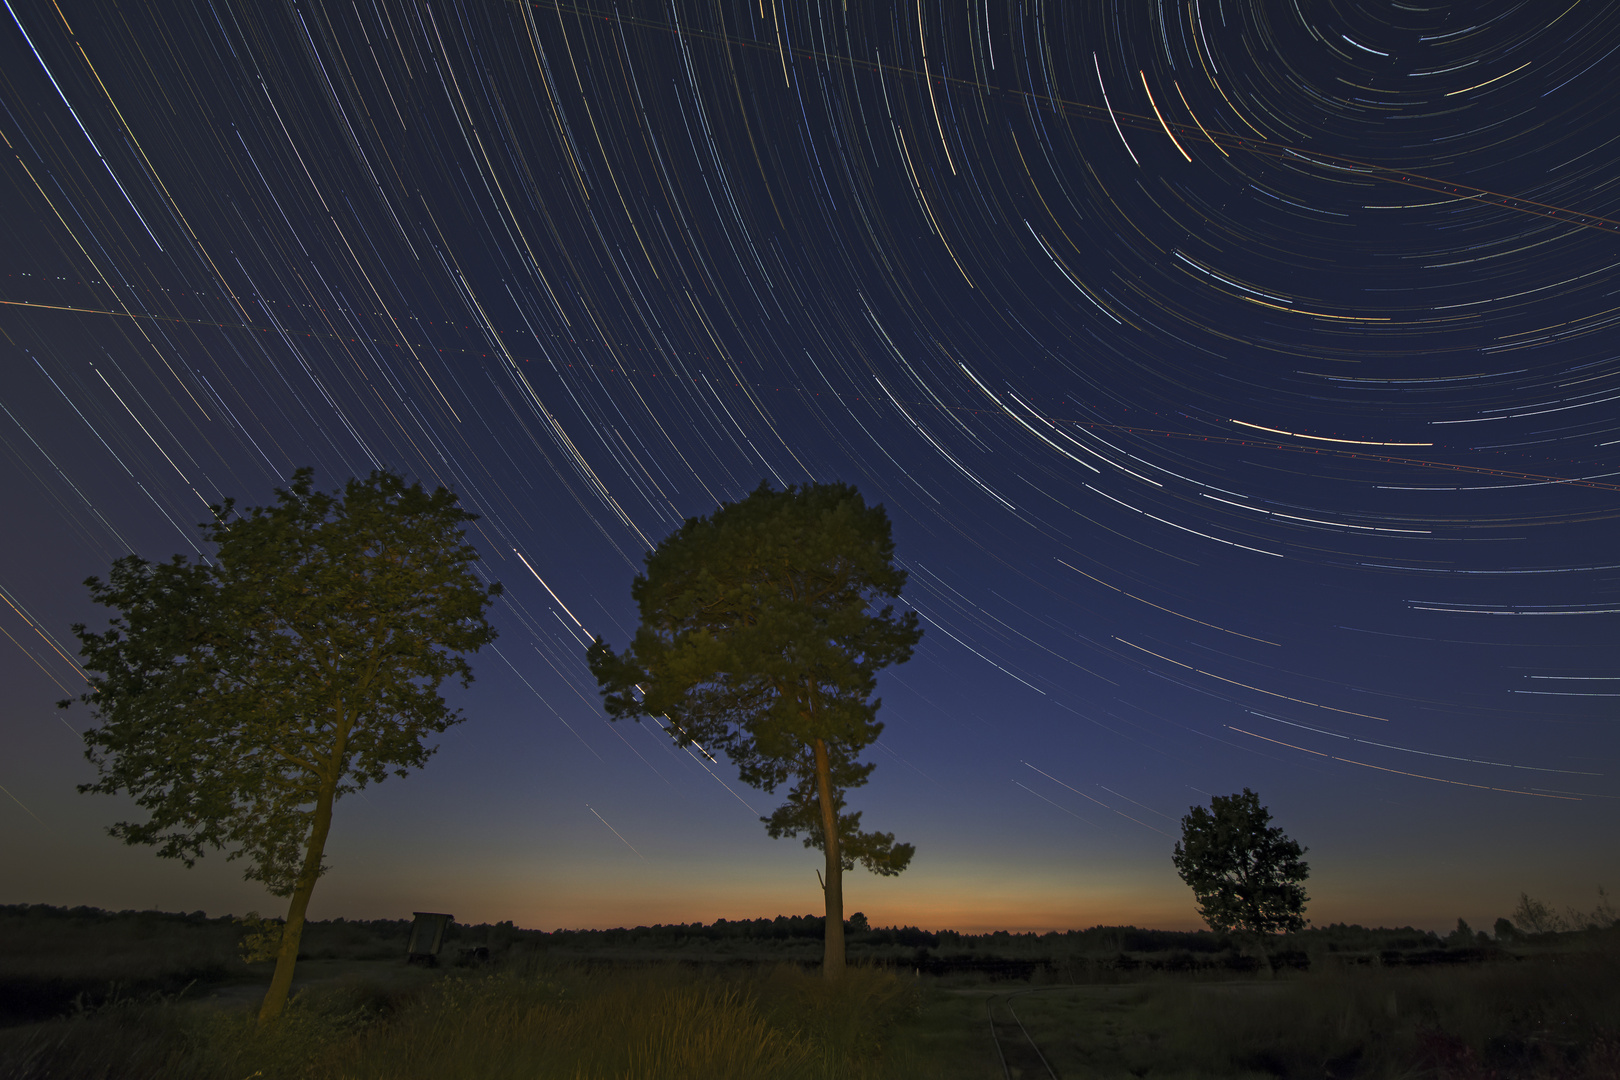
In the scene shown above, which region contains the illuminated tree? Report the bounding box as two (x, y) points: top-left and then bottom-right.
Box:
(587, 481), (920, 979)
(66, 469), (499, 1021)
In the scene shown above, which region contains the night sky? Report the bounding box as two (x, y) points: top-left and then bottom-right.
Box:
(2, 0), (1616, 935)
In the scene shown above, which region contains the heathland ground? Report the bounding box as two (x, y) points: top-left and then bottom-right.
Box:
(2, 904), (1616, 1078)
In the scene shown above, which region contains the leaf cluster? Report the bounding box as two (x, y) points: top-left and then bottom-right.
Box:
(760, 751), (914, 875)
(587, 481), (920, 872)
(67, 469), (500, 894)
(1171, 788), (1309, 937)
(236, 911), (286, 964)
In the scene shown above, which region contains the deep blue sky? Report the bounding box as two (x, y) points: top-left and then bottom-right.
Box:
(1, 0), (1616, 933)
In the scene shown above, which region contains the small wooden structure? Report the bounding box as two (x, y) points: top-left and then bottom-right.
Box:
(406, 911), (453, 965)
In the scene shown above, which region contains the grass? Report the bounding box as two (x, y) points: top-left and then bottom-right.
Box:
(0, 906), (414, 1025)
(0, 909), (236, 1025)
(0, 959), (951, 1080)
(976, 949), (1620, 1078)
(4, 924), (1617, 1079)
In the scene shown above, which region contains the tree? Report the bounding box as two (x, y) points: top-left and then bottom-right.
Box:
(587, 480), (921, 979)
(1171, 788), (1309, 967)
(64, 469), (499, 1022)
(1509, 892), (1564, 935)
(1445, 917), (1478, 948)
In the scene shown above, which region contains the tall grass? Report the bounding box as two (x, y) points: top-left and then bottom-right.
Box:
(1004, 949), (1620, 1078)
(0, 998), (186, 1080)
(309, 965), (818, 1080)
(13, 949), (1615, 1079)
(0, 960), (928, 1080)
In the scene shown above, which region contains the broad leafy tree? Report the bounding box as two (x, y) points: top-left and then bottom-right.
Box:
(1172, 788), (1309, 963)
(65, 469), (499, 1021)
(587, 481), (921, 978)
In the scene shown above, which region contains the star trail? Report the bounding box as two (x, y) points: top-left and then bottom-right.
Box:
(1, 0), (1615, 931)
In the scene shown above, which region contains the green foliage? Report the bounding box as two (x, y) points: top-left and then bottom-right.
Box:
(761, 763), (914, 876)
(586, 480), (921, 874)
(67, 467), (500, 892)
(1171, 788), (1310, 938)
(65, 468), (500, 1019)
(237, 912), (285, 964)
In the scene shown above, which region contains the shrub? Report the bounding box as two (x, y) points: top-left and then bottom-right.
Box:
(1511, 893), (1565, 935)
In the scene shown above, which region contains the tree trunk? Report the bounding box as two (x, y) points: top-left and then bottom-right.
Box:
(258, 778), (339, 1023)
(811, 738), (844, 981)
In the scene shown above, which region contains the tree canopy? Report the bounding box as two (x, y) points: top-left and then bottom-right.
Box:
(66, 468), (499, 1020)
(587, 480), (921, 977)
(1171, 788), (1310, 942)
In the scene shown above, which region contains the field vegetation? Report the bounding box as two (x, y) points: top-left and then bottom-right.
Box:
(2, 901), (1616, 1078)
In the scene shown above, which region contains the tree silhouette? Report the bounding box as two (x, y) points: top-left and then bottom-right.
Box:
(1509, 892), (1564, 935)
(587, 480), (921, 978)
(66, 469), (499, 1021)
(1172, 788), (1309, 959)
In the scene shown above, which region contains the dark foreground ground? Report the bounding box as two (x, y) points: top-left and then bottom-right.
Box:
(1, 904), (1616, 1079)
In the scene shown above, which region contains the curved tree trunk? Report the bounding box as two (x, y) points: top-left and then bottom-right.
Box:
(258, 778), (338, 1023)
(812, 738), (845, 980)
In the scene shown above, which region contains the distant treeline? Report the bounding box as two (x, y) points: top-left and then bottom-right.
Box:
(537, 916), (1458, 958)
(0, 902), (1468, 954)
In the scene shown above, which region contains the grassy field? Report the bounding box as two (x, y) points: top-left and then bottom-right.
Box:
(0, 959), (966, 1080)
(2, 907), (1617, 1079)
(5, 952), (1619, 1079)
(974, 954), (1620, 1078)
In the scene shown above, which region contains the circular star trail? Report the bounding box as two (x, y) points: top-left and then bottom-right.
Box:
(1, 0), (1615, 928)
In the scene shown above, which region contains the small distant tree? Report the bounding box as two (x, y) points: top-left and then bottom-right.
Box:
(1510, 892), (1565, 935)
(65, 469), (499, 1022)
(1493, 916), (1521, 942)
(1172, 788), (1309, 969)
(587, 480), (921, 979)
(1506, 888), (1618, 936)
(1567, 886), (1617, 932)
